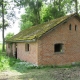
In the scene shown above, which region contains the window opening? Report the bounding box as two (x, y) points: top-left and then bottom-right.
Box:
(75, 25), (77, 31)
(54, 43), (63, 52)
(69, 24), (71, 30)
(25, 43), (29, 51)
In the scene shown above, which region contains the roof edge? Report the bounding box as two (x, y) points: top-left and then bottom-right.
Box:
(6, 39), (36, 43)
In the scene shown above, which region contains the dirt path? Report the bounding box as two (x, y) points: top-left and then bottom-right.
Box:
(0, 70), (22, 80)
(0, 67), (80, 80)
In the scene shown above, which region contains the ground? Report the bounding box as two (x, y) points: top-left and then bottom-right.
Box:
(0, 66), (80, 80)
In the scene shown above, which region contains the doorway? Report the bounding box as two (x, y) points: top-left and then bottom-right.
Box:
(15, 43), (17, 59)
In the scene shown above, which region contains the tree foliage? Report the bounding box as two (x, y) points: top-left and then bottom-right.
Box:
(18, 0), (43, 30)
(14, 0), (80, 31)
(0, 21), (8, 29)
(40, 4), (65, 22)
(19, 0), (65, 30)
(5, 32), (14, 40)
(20, 20), (33, 31)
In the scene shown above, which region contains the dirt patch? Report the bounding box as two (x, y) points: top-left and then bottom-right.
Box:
(0, 70), (22, 80)
(50, 67), (80, 80)
(0, 67), (80, 80)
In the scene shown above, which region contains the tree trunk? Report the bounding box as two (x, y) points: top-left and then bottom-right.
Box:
(59, 0), (61, 12)
(75, 0), (78, 13)
(2, 0), (5, 52)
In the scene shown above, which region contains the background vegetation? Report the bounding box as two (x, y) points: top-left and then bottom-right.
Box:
(18, 0), (79, 31)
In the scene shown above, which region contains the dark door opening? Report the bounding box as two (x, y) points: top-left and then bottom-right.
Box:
(15, 44), (17, 59)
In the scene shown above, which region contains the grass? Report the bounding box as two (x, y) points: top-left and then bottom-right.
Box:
(0, 43), (2, 50)
(0, 44), (19, 71)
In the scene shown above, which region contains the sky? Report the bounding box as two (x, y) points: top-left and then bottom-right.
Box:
(0, 7), (24, 42)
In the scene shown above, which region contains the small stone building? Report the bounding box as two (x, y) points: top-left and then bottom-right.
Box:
(6, 13), (80, 65)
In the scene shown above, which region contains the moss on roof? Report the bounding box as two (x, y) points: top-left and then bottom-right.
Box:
(7, 13), (79, 42)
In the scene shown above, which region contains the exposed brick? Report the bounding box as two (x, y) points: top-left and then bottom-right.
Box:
(38, 17), (80, 65)
(6, 16), (80, 66)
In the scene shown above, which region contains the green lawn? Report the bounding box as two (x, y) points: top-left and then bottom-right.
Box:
(0, 44), (21, 71)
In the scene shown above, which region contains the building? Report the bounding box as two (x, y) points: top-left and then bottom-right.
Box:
(6, 13), (80, 65)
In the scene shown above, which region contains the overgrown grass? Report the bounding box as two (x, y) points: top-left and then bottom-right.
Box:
(0, 43), (2, 50)
(0, 44), (21, 71)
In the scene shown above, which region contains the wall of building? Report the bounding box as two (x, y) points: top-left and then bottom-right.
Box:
(17, 42), (38, 65)
(38, 17), (80, 65)
(6, 43), (11, 56)
(6, 41), (39, 65)
(6, 43), (15, 56)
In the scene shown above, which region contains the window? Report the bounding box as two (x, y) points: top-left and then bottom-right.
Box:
(25, 43), (29, 51)
(75, 25), (77, 31)
(69, 24), (71, 30)
(54, 43), (63, 52)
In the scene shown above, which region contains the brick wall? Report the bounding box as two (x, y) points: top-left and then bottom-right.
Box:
(6, 42), (39, 65)
(6, 43), (13, 56)
(6, 43), (11, 55)
(6, 16), (80, 66)
(17, 42), (38, 65)
(38, 17), (80, 65)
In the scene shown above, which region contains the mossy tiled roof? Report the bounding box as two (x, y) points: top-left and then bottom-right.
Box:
(7, 13), (79, 42)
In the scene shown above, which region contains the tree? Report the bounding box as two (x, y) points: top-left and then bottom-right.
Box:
(0, 21), (8, 29)
(40, 1), (65, 22)
(1, 0), (5, 51)
(5, 32), (14, 40)
(25, 0), (43, 25)
(0, 0), (9, 51)
(15, 0), (80, 31)
(59, 0), (61, 12)
(0, 0), (18, 51)
(65, 0), (79, 13)
(74, 0), (78, 13)
(15, 0), (43, 30)
(20, 20), (33, 31)
(18, 0), (66, 30)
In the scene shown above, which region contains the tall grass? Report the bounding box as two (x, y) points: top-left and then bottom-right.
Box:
(0, 44), (33, 72)
(0, 44), (21, 71)
(0, 43), (2, 51)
